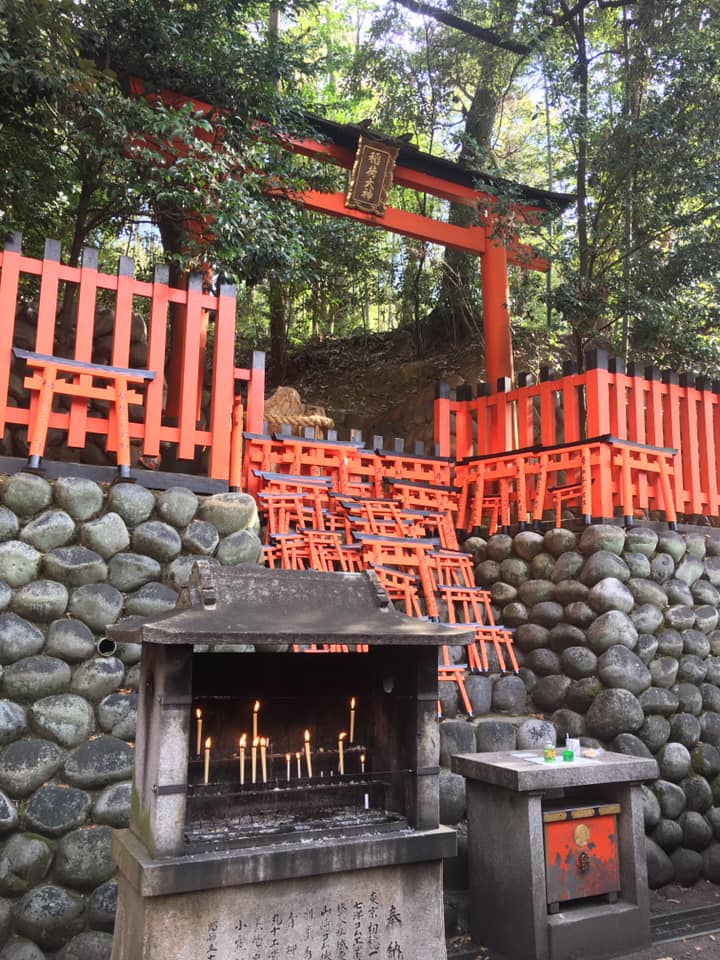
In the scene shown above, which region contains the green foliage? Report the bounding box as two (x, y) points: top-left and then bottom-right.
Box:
(0, 0), (317, 262)
(3, 0), (720, 381)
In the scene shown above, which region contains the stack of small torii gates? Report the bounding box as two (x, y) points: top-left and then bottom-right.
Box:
(243, 427), (518, 718)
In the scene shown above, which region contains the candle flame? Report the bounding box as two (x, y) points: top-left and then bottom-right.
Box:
(196, 708), (202, 719)
(253, 700), (260, 713)
(360, 753), (366, 763)
(304, 729), (310, 742)
(295, 751), (301, 759)
(339, 732), (347, 742)
(286, 752), (291, 761)
(253, 736), (260, 747)
(351, 697), (356, 709)
(205, 737), (211, 748)
(260, 737), (266, 747)
(239, 734), (247, 748)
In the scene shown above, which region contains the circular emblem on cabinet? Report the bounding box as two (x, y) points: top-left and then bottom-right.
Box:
(573, 822), (591, 847)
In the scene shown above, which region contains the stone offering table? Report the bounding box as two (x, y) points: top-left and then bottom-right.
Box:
(452, 750), (658, 960)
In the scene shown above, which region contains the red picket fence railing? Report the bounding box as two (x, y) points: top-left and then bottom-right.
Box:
(435, 351), (720, 521)
(0, 233), (265, 483)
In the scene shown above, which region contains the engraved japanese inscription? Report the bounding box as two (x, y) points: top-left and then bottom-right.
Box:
(208, 890), (408, 960)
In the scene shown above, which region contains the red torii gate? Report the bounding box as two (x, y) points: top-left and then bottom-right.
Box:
(129, 78), (572, 389)
(289, 114), (571, 386)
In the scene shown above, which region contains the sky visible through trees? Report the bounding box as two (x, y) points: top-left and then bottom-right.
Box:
(1, 0), (719, 378)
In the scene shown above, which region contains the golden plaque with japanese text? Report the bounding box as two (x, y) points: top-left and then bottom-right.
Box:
(346, 136), (399, 216)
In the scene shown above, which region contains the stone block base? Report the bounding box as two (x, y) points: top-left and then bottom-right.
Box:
(112, 844), (448, 960)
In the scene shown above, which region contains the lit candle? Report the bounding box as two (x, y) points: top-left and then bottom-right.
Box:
(338, 732), (347, 776)
(252, 700), (260, 741)
(362, 750), (369, 808)
(195, 708), (203, 756)
(260, 737), (268, 783)
(252, 736), (259, 784)
(239, 734), (247, 786)
(296, 751), (302, 778)
(286, 752), (291, 780)
(304, 729), (313, 778)
(203, 736), (211, 785)
(349, 697), (356, 743)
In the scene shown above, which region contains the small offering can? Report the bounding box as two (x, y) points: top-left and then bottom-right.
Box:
(562, 748), (574, 762)
(543, 743), (556, 763)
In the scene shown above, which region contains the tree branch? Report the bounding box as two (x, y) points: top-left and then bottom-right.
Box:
(393, 0), (533, 55)
(393, 0), (635, 61)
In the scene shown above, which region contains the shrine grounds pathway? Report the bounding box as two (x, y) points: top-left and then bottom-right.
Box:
(448, 881), (720, 960)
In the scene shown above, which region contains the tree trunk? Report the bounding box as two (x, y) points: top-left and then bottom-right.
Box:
(57, 175), (95, 351)
(426, 1), (520, 345)
(268, 277), (288, 385)
(568, 6), (590, 369)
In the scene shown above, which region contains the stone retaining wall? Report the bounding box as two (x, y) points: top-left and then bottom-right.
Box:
(438, 524), (720, 933)
(0, 473), (262, 960)
(4, 475), (720, 955)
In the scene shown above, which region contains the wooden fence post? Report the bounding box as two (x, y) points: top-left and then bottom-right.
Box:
(177, 272), (204, 462)
(143, 265), (171, 460)
(434, 381), (452, 458)
(35, 238), (62, 354)
(0, 233), (22, 437)
(454, 384), (474, 460)
(208, 282), (237, 479)
(67, 246), (99, 449)
(662, 371), (685, 514)
(560, 361), (580, 445)
(245, 351), (266, 435)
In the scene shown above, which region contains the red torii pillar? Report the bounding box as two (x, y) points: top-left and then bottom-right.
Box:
(481, 234), (514, 388)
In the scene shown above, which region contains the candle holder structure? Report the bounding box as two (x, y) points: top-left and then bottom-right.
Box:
(109, 562), (473, 960)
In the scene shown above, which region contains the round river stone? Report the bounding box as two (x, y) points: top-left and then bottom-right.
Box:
(24, 784), (91, 837)
(0, 738), (64, 798)
(14, 883), (86, 950)
(52, 477), (105, 521)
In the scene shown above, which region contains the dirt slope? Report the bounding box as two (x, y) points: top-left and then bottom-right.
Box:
(283, 330), (487, 450)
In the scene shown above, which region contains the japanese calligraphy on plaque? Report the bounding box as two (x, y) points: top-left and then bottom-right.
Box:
(345, 136), (399, 217)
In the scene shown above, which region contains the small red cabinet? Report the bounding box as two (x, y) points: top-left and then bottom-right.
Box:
(543, 803), (620, 911)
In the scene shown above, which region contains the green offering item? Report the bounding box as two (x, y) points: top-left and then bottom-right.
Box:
(562, 749), (574, 762)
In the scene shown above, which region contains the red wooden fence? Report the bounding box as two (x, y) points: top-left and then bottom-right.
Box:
(434, 351), (720, 520)
(0, 233), (265, 483)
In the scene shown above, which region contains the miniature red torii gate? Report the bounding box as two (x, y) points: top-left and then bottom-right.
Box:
(129, 78), (572, 389)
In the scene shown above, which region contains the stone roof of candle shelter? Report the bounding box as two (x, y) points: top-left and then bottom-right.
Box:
(108, 563), (475, 647)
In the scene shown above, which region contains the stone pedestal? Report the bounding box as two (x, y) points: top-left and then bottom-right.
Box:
(112, 827), (454, 960)
(452, 750), (657, 960)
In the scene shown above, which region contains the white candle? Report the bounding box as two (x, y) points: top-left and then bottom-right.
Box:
(195, 708), (203, 756)
(296, 751), (302, 778)
(349, 697), (356, 743)
(338, 732), (347, 775)
(286, 753), (291, 780)
(239, 734), (246, 786)
(252, 700), (260, 741)
(252, 736), (259, 784)
(203, 736), (211, 785)
(304, 729), (313, 778)
(260, 737), (268, 783)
